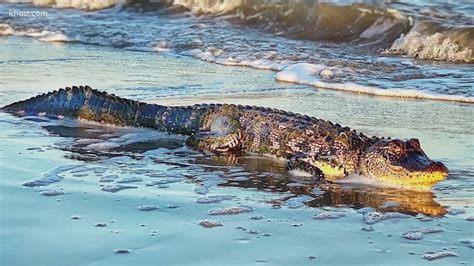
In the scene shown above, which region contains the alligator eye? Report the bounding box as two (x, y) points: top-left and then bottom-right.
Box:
(408, 138), (420, 149)
(388, 143), (399, 149)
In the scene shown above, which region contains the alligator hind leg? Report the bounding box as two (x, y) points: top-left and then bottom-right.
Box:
(187, 130), (244, 153)
(187, 114), (244, 153)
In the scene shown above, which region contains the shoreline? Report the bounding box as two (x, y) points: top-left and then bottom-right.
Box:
(2, 33), (472, 104)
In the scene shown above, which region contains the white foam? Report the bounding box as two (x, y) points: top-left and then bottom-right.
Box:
(6, 0), (120, 10)
(186, 48), (291, 71)
(187, 48), (472, 103)
(384, 22), (473, 63)
(0, 24), (14, 35)
(276, 63), (473, 103)
(172, 0), (240, 14)
(74, 138), (102, 145)
(386, 32), (472, 63)
(0, 23), (71, 43)
(38, 32), (70, 42)
(153, 41), (172, 52)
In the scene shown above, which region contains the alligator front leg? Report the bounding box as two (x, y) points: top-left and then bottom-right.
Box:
(288, 154), (346, 183)
(288, 154), (324, 177)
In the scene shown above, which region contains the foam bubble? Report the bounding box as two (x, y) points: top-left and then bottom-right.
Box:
(208, 206), (253, 215)
(422, 251), (458, 261)
(402, 231), (423, 240)
(363, 211), (411, 224)
(101, 184), (138, 193)
(198, 219), (223, 228)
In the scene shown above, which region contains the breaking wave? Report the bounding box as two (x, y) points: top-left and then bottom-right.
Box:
(5, 0), (412, 44)
(172, 0), (411, 44)
(384, 21), (474, 63)
(5, 0), (473, 63)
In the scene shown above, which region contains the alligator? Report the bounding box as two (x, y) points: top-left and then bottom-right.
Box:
(1, 85), (449, 189)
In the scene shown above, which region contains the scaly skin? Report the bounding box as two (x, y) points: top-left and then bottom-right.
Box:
(1, 86), (449, 189)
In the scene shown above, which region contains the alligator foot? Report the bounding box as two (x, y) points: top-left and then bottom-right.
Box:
(288, 154), (325, 180)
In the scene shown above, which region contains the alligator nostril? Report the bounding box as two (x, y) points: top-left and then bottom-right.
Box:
(425, 162), (449, 175)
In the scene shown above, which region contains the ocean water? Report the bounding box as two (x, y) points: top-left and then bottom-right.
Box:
(0, 1), (473, 265)
(1, 1), (473, 102)
(1, 36), (473, 266)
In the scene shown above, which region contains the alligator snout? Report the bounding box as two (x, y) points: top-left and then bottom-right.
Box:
(424, 162), (449, 176)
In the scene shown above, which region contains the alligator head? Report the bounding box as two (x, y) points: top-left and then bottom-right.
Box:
(360, 138), (448, 189)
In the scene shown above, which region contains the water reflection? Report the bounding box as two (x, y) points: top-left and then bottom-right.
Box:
(207, 155), (447, 217)
(42, 123), (446, 216)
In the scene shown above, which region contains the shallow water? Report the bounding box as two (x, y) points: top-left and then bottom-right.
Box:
(1, 36), (473, 265)
(1, 1), (473, 102)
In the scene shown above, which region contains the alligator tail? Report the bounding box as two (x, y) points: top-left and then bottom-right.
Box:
(1, 85), (206, 135)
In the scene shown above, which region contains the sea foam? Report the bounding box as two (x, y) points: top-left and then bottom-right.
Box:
(6, 0), (119, 10)
(0, 24), (71, 43)
(384, 21), (473, 63)
(276, 63), (474, 103)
